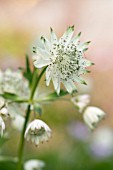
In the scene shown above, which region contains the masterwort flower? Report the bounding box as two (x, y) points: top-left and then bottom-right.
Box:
(0, 116), (5, 136)
(0, 69), (29, 97)
(32, 26), (93, 94)
(71, 94), (90, 113)
(24, 159), (45, 170)
(25, 119), (51, 146)
(83, 106), (106, 130)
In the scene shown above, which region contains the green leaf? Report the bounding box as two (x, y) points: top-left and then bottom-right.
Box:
(0, 92), (19, 101)
(23, 55), (33, 86)
(41, 90), (68, 101)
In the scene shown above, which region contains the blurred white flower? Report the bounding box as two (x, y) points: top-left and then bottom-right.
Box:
(11, 114), (25, 132)
(32, 26), (93, 94)
(24, 159), (45, 170)
(0, 69), (29, 120)
(71, 94), (90, 113)
(25, 119), (52, 146)
(90, 127), (113, 158)
(0, 69), (29, 97)
(0, 116), (5, 136)
(83, 106), (105, 130)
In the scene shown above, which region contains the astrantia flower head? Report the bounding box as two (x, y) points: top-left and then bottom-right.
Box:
(24, 159), (45, 170)
(71, 94), (90, 113)
(32, 26), (94, 94)
(83, 106), (106, 130)
(0, 69), (29, 97)
(25, 119), (51, 146)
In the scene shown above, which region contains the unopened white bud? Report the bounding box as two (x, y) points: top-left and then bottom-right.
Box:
(25, 119), (52, 146)
(0, 107), (9, 117)
(71, 94), (90, 113)
(83, 106), (106, 130)
(24, 159), (45, 170)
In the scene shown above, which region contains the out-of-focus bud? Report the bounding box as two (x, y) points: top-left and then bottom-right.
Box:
(83, 106), (106, 130)
(24, 159), (45, 170)
(71, 94), (90, 113)
(0, 107), (9, 118)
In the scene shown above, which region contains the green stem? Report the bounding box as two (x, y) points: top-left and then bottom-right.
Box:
(34, 98), (70, 103)
(30, 67), (46, 100)
(17, 104), (31, 170)
(17, 67), (46, 170)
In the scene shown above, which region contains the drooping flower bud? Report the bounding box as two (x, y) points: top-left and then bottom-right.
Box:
(83, 106), (105, 130)
(25, 119), (51, 146)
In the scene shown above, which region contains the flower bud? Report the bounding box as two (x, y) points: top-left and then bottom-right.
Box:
(71, 94), (90, 113)
(25, 119), (52, 146)
(24, 159), (45, 170)
(83, 106), (105, 130)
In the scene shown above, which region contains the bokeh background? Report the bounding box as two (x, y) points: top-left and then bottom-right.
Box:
(0, 0), (113, 170)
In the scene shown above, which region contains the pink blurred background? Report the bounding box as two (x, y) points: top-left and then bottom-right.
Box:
(0, 0), (113, 126)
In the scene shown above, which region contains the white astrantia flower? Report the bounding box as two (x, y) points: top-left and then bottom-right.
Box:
(0, 116), (5, 136)
(0, 69), (29, 97)
(32, 26), (93, 94)
(83, 106), (106, 130)
(0, 69), (29, 120)
(24, 159), (45, 170)
(25, 119), (52, 146)
(71, 94), (90, 113)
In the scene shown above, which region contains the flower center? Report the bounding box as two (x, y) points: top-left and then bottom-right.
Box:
(51, 43), (83, 81)
(30, 127), (45, 136)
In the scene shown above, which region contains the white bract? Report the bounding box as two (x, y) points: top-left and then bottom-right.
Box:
(32, 26), (93, 94)
(25, 119), (51, 146)
(71, 94), (90, 113)
(83, 106), (105, 130)
(0, 116), (5, 136)
(24, 159), (45, 170)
